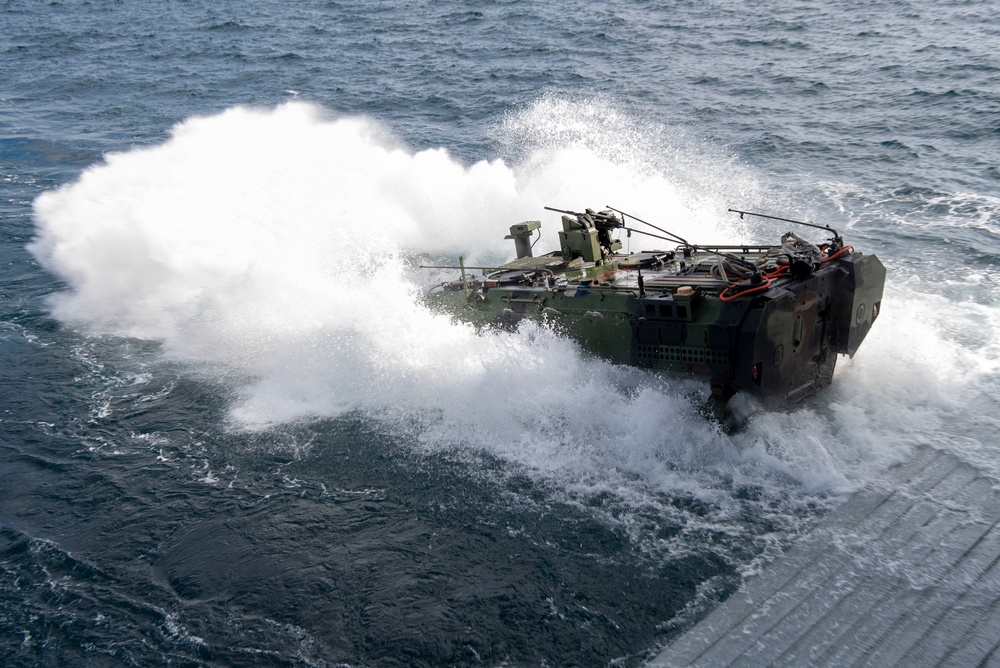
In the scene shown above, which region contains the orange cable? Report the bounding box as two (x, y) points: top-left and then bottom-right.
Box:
(719, 277), (772, 302)
(822, 246), (853, 262)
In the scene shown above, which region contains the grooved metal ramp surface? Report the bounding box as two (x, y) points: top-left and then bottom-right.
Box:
(650, 446), (1000, 667)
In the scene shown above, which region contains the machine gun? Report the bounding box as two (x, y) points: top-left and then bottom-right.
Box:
(544, 206), (625, 262)
(544, 206), (625, 232)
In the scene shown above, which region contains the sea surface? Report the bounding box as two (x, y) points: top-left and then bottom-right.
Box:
(1, 1), (998, 666)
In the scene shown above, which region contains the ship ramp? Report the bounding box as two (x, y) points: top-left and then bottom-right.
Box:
(650, 446), (1000, 667)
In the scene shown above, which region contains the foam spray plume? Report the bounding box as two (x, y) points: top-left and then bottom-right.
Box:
(29, 101), (733, 430)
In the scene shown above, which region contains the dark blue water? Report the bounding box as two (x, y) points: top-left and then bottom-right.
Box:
(2, 1), (998, 666)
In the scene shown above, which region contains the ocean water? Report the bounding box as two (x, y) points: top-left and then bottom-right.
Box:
(2, 0), (998, 666)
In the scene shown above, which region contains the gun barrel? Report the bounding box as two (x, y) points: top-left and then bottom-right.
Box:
(544, 206), (580, 216)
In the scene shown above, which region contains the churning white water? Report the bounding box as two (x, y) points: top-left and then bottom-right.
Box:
(29, 101), (1000, 532)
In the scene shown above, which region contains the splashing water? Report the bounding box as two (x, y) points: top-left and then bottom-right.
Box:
(28, 100), (1000, 538)
(28, 99), (744, 424)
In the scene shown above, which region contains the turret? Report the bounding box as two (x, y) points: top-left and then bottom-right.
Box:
(558, 208), (623, 263)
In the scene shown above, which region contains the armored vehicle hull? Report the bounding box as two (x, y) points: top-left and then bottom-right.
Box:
(426, 207), (885, 413)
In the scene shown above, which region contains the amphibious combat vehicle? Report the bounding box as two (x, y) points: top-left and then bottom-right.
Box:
(425, 206), (885, 418)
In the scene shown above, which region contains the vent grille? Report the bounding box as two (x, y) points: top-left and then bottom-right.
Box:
(635, 344), (729, 366)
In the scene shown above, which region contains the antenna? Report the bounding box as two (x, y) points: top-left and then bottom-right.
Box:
(729, 208), (842, 247)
